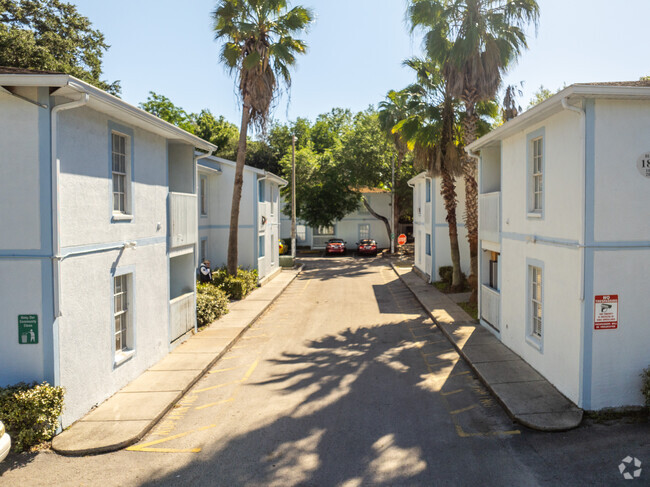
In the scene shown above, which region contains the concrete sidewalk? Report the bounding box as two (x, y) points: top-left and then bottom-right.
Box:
(52, 267), (302, 456)
(392, 265), (583, 431)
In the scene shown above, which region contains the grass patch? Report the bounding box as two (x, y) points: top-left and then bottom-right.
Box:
(458, 301), (478, 321)
(432, 280), (471, 294)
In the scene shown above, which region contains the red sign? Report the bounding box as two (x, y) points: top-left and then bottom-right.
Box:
(594, 295), (618, 330)
(397, 234), (407, 245)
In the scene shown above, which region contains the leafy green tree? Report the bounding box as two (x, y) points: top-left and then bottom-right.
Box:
(311, 108), (353, 153)
(0, 0), (120, 95)
(213, 0), (313, 274)
(193, 110), (239, 160)
(139, 92), (194, 132)
(408, 0), (539, 303)
(527, 84), (565, 108)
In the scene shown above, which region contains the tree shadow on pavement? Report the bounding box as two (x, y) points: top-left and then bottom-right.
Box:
(139, 318), (527, 487)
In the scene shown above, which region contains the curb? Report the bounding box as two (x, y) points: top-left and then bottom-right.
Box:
(390, 263), (583, 432)
(52, 265), (304, 456)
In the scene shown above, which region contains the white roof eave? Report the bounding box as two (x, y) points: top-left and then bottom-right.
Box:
(467, 84), (650, 153)
(0, 74), (216, 152)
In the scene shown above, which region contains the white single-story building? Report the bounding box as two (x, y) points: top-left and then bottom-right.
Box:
(280, 189), (393, 250)
(0, 67), (216, 425)
(468, 80), (650, 410)
(409, 172), (470, 281)
(197, 156), (286, 282)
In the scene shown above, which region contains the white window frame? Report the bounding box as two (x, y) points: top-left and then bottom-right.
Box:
(526, 128), (545, 218)
(426, 179), (431, 203)
(270, 185), (277, 217)
(359, 224), (370, 241)
(258, 179), (265, 203)
(200, 175), (208, 217)
(425, 233), (431, 256)
(526, 260), (544, 351)
(109, 123), (134, 222)
(112, 269), (135, 366)
(200, 237), (208, 263)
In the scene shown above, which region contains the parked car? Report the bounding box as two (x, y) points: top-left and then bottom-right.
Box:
(279, 239), (287, 255)
(325, 238), (346, 255)
(357, 239), (378, 256)
(0, 420), (10, 462)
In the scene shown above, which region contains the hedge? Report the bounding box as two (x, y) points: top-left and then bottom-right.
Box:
(211, 267), (259, 300)
(196, 283), (229, 326)
(0, 382), (64, 452)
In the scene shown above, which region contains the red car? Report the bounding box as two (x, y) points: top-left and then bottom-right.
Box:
(325, 238), (346, 255)
(357, 239), (378, 256)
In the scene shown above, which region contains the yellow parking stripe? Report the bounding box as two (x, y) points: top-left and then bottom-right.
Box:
(450, 404), (478, 415)
(127, 424), (216, 452)
(195, 396), (236, 411)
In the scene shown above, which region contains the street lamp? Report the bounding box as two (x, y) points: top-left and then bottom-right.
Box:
(291, 135), (297, 260)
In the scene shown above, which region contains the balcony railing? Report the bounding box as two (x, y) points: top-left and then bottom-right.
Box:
(480, 284), (500, 330)
(479, 191), (500, 243)
(170, 292), (195, 341)
(169, 192), (197, 249)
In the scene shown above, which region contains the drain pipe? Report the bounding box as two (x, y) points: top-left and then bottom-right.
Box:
(51, 92), (89, 385)
(561, 97), (586, 301)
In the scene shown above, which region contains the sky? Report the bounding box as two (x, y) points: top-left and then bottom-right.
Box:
(71, 0), (650, 127)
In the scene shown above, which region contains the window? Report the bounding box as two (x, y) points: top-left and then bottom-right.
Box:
(532, 137), (543, 211)
(426, 179), (431, 203)
(425, 233), (431, 256)
(527, 128), (544, 216)
(113, 273), (133, 362)
(258, 179), (265, 202)
(200, 176), (208, 216)
(200, 238), (207, 263)
(270, 186), (276, 216)
(527, 263), (543, 350)
(258, 235), (265, 258)
(489, 253), (499, 290)
(316, 226), (334, 236)
(112, 133), (128, 213)
(359, 224), (370, 240)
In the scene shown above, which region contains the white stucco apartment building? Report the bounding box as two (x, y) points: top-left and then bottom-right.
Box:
(0, 68), (216, 425)
(409, 172), (470, 281)
(281, 189), (393, 250)
(468, 81), (650, 410)
(197, 156), (286, 282)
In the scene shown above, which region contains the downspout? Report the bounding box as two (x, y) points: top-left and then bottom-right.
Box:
(51, 92), (89, 386)
(193, 151), (214, 333)
(561, 97), (586, 301)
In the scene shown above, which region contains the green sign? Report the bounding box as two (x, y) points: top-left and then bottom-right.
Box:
(18, 315), (38, 345)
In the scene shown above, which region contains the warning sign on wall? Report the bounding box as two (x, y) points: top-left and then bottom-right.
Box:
(594, 295), (618, 330)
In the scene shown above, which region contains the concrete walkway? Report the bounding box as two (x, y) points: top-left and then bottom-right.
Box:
(52, 267), (302, 456)
(392, 265), (583, 431)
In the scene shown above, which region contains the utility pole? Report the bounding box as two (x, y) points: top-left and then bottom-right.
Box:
(391, 155), (395, 254)
(291, 135), (297, 260)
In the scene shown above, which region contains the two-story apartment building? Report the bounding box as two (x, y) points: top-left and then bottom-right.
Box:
(280, 189), (392, 250)
(409, 172), (470, 281)
(0, 68), (216, 425)
(198, 156), (286, 283)
(468, 81), (650, 410)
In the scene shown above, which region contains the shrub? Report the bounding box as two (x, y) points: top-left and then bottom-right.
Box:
(196, 283), (229, 326)
(211, 267), (259, 300)
(0, 382), (64, 452)
(439, 266), (453, 285)
(642, 367), (650, 407)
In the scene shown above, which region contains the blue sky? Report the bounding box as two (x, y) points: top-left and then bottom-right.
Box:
(73, 0), (650, 127)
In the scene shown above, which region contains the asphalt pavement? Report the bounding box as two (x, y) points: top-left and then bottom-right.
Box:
(0, 256), (647, 486)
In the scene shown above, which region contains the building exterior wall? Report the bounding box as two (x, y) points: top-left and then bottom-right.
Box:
(585, 99), (650, 408)
(478, 96), (650, 409)
(198, 158), (282, 281)
(1, 89), (200, 426)
(412, 173), (470, 280)
(0, 87), (55, 388)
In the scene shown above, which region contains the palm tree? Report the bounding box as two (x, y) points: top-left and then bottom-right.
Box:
(394, 58), (465, 289)
(213, 0), (312, 275)
(408, 0), (539, 302)
(378, 90), (410, 252)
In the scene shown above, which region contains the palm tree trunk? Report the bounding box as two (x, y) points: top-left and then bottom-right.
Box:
(441, 168), (463, 290)
(392, 150), (405, 252)
(227, 102), (252, 276)
(362, 196), (391, 247)
(462, 98), (479, 304)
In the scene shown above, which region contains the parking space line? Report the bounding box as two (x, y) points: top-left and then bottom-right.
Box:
(209, 366), (243, 374)
(450, 404), (478, 415)
(195, 396), (236, 411)
(127, 424), (217, 453)
(441, 389), (464, 396)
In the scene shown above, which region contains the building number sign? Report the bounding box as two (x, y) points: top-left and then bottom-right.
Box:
(638, 152), (650, 178)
